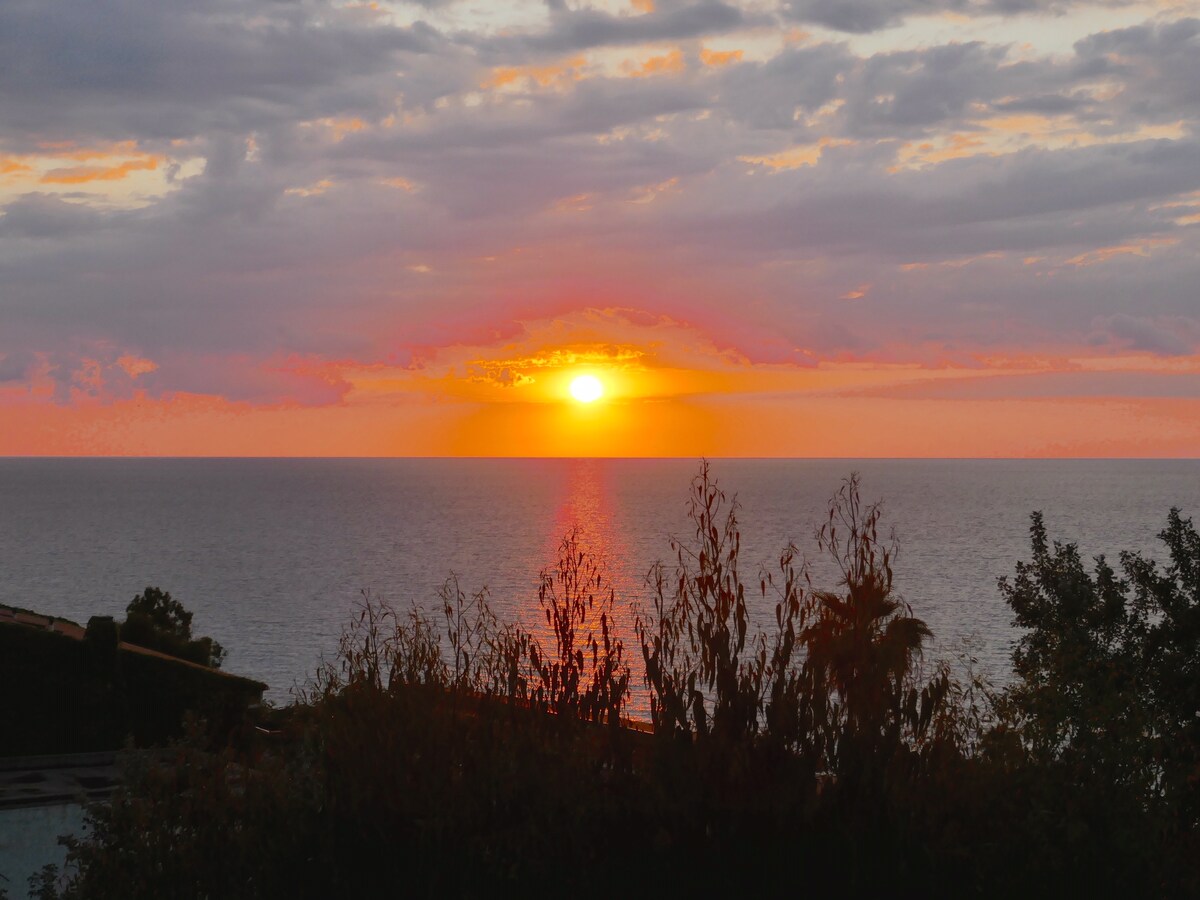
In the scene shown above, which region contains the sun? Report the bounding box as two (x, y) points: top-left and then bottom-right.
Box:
(569, 374), (604, 403)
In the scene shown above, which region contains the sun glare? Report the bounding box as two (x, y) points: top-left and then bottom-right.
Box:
(569, 374), (603, 403)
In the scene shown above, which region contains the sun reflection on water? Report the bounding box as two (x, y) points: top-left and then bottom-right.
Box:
(532, 458), (650, 718)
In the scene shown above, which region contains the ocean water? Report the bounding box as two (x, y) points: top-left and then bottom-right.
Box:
(1, 458), (1197, 708)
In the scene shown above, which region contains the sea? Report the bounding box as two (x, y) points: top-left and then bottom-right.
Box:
(2, 458), (1197, 709)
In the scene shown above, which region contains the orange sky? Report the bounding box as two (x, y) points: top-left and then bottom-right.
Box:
(4, 308), (1198, 456)
(7, 391), (1198, 458)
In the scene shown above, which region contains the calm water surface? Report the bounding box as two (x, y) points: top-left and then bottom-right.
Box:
(2, 458), (1197, 709)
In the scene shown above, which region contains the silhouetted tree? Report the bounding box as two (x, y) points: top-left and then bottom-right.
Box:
(999, 508), (1200, 830)
(805, 476), (951, 787)
(121, 586), (225, 669)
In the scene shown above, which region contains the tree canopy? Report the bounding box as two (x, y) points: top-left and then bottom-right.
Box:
(121, 587), (225, 669)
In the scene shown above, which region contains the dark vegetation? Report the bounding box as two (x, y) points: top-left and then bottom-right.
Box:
(23, 465), (1200, 897)
(119, 586), (226, 669)
(0, 596), (256, 757)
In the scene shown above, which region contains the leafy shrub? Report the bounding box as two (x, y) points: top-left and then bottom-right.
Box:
(636, 467), (955, 780)
(990, 508), (1200, 888)
(120, 586), (225, 669)
(36, 466), (1200, 897)
(804, 476), (956, 791)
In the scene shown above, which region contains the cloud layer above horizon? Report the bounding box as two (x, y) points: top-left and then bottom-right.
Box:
(2, 0), (1198, 455)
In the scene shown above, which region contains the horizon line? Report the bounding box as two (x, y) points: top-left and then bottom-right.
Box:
(2, 455), (1198, 462)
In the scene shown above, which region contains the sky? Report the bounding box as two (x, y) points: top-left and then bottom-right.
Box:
(2, 0), (1198, 456)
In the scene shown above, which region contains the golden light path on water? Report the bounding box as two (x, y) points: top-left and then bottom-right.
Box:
(533, 458), (652, 719)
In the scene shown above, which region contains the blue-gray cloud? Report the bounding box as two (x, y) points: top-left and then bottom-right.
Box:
(783, 0), (1143, 33)
(476, 1), (748, 56)
(0, 0), (438, 145)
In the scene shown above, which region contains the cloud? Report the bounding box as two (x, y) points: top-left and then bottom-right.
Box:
(782, 0), (945, 34)
(0, 351), (34, 382)
(0, 0), (436, 146)
(41, 157), (161, 184)
(0, 194), (106, 238)
(1091, 314), (1197, 356)
(715, 43), (850, 129)
(1071, 18), (1200, 125)
(782, 0), (1148, 33)
(623, 49), (688, 78)
(842, 42), (1056, 136)
(861, 369), (1200, 400)
(700, 47), (744, 67)
(0, 0), (1198, 444)
(478, 1), (746, 56)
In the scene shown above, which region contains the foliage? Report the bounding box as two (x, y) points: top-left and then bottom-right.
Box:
(121, 586), (225, 669)
(41, 720), (322, 900)
(31, 466), (1200, 897)
(637, 462), (805, 746)
(530, 530), (629, 726)
(997, 508), (1200, 864)
(804, 477), (955, 790)
(636, 467), (954, 785)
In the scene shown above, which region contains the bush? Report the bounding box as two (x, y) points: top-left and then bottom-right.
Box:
(120, 587), (225, 669)
(990, 508), (1200, 888)
(1000, 509), (1200, 814)
(37, 467), (1200, 896)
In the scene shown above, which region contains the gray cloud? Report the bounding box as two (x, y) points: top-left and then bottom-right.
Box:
(477, 1), (746, 56)
(0, 0), (437, 145)
(0, 352), (35, 383)
(843, 42), (1060, 136)
(715, 44), (851, 130)
(783, 0), (1142, 33)
(992, 93), (1089, 115)
(674, 137), (1200, 261)
(1072, 18), (1200, 124)
(783, 0), (957, 34)
(1091, 314), (1197, 357)
(0, 194), (107, 239)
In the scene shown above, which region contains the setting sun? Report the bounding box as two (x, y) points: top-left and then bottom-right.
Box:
(569, 374), (603, 403)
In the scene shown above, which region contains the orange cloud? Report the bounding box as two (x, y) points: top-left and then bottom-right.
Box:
(631, 0), (654, 12)
(893, 117), (1190, 173)
(629, 177), (678, 203)
(899, 252), (1005, 272)
(116, 355), (158, 378)
(740, 138), (855, 171)
(700, 47), (743, 67)
(622, 49), (685, 78)
(1065, 238), (1178, 267)
(300, 117), (368, 142)
(0, 158), (33, 178)
(892, 133), (991, 171)
(332, 117), (366, 137)
(483, 55), (587, 90)
(284, 179), (334, 197)
(41, 156), (160, 185)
